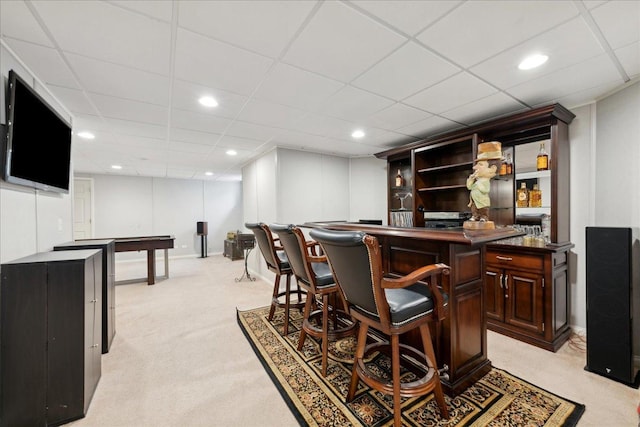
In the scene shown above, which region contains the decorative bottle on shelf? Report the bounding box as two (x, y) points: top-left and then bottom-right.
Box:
(537, 142), (549, 171)
(395, 169), (403, 187)
(505, 153), (513, 175)
(499, 152), (507, 175)
(529, 184), (542, 207)
(516, 182), (529, 207)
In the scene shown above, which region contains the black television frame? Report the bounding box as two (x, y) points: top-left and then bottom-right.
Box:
(3, 69), (72, 194)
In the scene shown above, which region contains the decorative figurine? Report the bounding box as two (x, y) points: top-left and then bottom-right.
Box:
(464, 141), (502, 230)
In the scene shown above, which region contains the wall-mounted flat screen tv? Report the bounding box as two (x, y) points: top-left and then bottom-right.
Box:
(3, 69), (72, 193)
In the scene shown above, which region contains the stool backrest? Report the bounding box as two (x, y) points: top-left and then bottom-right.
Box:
(245, 222), (282, 272)
(270, 224), (311, 285)
(309, 228), (387, 319)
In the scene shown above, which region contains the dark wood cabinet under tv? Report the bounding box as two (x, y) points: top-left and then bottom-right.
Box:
(0, 250), (102, 426)
(54, 239), (116, 353)
(376, 104), (576, 352)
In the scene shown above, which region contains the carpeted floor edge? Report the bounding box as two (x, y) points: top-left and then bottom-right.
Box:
(236, 308), (309, 427)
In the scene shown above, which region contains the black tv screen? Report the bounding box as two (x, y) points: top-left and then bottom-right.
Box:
(3, 69), (72, 193)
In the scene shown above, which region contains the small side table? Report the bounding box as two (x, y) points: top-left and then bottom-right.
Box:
(235, 234), (256, 282)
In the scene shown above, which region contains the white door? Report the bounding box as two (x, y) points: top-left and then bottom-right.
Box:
(74, 178), (93, 239)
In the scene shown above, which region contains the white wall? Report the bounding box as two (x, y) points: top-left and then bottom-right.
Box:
(242, 147), (386, 281)
(0, 45), (73, 264)
(84, 173), (243, 259)
(349, 157), (388, 224)
(568, 104), (595, 330)
(595, 82), (640, 227)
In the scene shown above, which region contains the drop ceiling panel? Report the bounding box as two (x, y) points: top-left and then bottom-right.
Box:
(235, 98), (307, 128)
(362, 103), (433, 131)
(109, 0), (173, 22)
(417, 0), (579, 68)
(3, 39), (79, 89)
(590, 1), (640, 49)
(318, 85), (395, 122)
(47, 85), (97, 116)
(170, 128), (220, 146)
(615, 43), (640, 78)
(253, 62), (344, 110)
(282, 1), (406, 82)
(178, 0), (316, 58)
(506, 54), (623, 106)
(216, 135), (265, 150)
(174, 28), (274, 95)
(67, 53), (169, 106)
(224, 120), (280, 142)
(351, 0), (463, 36)
(397, 115), (463, 138)
(104, 118), (167, 140)
(0, 1), (53, 46)
(404, 72), (497, 114)
(471, 18), (606, 90)
(352, 41), (460, 100)
(170, 108), (231, 135)
(171, 79), (248, 119)
(32, 0), (171, 74)
(90, 93), (169, 125)
(440, 93), (526, 125)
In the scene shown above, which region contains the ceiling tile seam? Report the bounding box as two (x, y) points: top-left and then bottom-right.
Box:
(164, 0), (181, 178)
(106, 0), (172, 24)
(573, 0), (630, 83)
(200, 1), (327, 164)
(22, 0), (117, 175)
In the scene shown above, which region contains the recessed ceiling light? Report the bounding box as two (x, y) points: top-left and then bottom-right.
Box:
(518, 54), (548, 70)
(226, 149), (237, 156)
(77, 131), (95, 140)
(198, 96), (218, 107)
(205, 171), (213, 176)
(111, 165), (122, 170)
(352, 129), (365, 139)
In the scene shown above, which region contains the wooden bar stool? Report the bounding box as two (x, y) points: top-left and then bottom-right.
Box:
(271, 224), (357, 376)
(245, 222), (305, 335)
(310, 227), (450, 427)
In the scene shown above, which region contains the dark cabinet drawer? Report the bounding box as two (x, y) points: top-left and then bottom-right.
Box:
(486, 251), (543, 271)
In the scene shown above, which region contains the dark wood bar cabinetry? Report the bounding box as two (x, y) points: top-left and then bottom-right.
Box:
(485, 240), (573, 351)
(54, 239), (116, 353)
(0, 250), (102, 427)
(376, 104), (576, 352)
(305, 222), (521, 396)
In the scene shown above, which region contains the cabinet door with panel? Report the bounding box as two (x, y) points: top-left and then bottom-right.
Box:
(485, 245), (572, 352)
(485, 254), (544, 336)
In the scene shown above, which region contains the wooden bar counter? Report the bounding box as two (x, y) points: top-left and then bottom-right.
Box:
(304, 222), (522, 396)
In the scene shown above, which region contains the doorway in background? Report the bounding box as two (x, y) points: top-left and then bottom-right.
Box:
(73, 178), (94, 239)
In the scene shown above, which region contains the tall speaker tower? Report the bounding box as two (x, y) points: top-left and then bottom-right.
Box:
(585, 227), (639, 386)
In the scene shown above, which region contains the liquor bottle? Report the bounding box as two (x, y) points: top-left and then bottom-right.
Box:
(529, 184), (542, 207)
(536, 142), (549, 171)
(499, 152), (507, 175)
(395, 169), (403, 187)
(516, 182), (529, 207)
(505, 153), (513, 175)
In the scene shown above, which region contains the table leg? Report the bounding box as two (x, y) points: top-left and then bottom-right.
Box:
(164, 248), (169, 278)
(147, 249), (156, 285)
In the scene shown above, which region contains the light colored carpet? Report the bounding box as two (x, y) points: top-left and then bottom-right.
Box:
(69, 255), (638, 426)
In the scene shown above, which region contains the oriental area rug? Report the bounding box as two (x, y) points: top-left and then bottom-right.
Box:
(237, 306), (585, 427)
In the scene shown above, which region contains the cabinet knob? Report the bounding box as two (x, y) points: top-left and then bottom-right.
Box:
(92, 344), (99, 348)
(499, 274), (504, 288)
(496, 255), (513, 261)
(90, 299), (98, 303)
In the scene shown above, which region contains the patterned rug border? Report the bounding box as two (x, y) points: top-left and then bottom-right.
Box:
(237, 306), (585, 427)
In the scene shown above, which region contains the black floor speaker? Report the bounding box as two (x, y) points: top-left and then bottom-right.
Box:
(585, 227), (639, 387)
